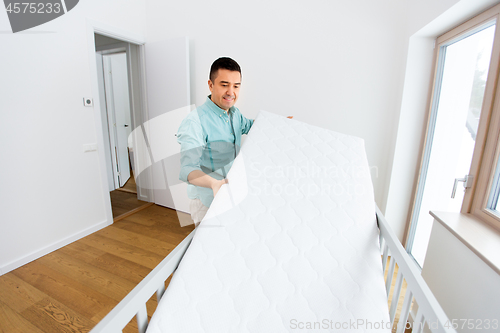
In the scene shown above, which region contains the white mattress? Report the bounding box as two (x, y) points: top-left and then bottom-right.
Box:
(147, 110), (390, 333)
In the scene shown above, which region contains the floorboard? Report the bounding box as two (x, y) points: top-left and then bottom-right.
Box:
(57, 242), (151, 284)
(11, 261), (115, 319)
(78, 234), (165, 270)
(0, 274), (47, 313)
(110, 190), (147, 218)
(0, 300), (45, 333)
(20, 298), (94, 333)
(36, 251), (136, 302)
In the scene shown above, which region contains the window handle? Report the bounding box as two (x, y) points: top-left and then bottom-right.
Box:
(451, 175), (473, 198)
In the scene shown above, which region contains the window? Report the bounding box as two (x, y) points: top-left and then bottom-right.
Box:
(406, 4), (500, 267)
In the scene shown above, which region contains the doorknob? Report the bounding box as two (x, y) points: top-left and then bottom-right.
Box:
(451, 175), (473, 198)
(124, 124), (129, 127)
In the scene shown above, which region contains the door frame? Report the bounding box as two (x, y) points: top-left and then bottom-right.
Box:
(86, 19), (153, 225)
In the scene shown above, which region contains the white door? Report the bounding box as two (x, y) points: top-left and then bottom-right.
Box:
(95, 53), (115, 192)
(143, 37), (191, 213)
(103, 52), (132, 188)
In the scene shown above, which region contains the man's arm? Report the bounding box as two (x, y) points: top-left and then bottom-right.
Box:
(187, 170), (228, 197)
(178, 116), (227, 197)
(239, 112), (254, 135)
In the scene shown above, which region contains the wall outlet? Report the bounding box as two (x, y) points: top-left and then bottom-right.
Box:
(83, 98), (93, 107)
(83, 144), (98, 152)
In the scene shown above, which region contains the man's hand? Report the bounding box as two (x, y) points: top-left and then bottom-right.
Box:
(188, 170), (228, 197)
(211, 178), (229, 197)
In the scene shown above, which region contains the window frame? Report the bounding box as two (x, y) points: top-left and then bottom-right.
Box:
(406, 3), (500, 249)
(470, 61), (500, 230)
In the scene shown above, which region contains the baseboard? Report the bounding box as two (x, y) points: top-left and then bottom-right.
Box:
(0, 219), (112, 276)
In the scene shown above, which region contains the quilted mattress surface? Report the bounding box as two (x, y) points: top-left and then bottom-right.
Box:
(147, 111), (390, 332)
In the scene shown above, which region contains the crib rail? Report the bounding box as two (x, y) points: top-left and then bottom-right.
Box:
(376, 206), (457, 333)
(90, 208), (457, 333)
(89, 230), (195, 333)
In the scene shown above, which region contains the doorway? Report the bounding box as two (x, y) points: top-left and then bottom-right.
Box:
(88, 23), (192, 227)
(94, 33), (150, 219)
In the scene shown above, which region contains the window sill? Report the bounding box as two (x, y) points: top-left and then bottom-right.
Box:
(429, 211), (500, 275)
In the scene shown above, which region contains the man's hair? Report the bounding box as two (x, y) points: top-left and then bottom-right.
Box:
(209, 57), (241, 82)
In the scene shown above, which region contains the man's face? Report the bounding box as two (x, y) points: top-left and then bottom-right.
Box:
(208, 69), (241, 111)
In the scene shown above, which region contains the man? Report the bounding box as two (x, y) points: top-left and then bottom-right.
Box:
(177, 57), (254, 226)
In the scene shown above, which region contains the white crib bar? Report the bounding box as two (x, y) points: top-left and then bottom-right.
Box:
(382, 243), (389, 271)
(396, 290), (413, 333)
(376, 205), (457, 333)
(156, 284), (166, 302)
(385, 258), (396, 297)
(89, 230), (195, 333)
(412, 308), (425, 333)
(389, 270), (404, 324)
(136, 304), (148, 333)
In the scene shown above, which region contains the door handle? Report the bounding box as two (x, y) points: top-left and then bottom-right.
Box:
(451, 175), (473, 198)
(124, 124), (129, 127)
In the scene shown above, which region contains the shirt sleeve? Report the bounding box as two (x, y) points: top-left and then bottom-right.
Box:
(177, 117), (205, 183)
(239, 113), (254, 135)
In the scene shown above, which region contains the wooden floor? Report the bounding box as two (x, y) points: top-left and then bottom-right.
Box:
(110, 190), (149, 218)
(110, 173), (150, 219)
(116, 172), (138, 194)
(0, 205), (194, 333)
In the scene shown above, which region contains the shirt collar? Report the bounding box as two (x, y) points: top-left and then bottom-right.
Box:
(206, 95), (235, 116)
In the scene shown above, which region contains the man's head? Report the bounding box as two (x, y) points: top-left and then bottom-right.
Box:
(208, 57), (241, 111)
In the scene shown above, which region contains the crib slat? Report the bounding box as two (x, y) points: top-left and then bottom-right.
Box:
(136, 304), (148, 333)
(412, 308), (424, 333)
(382, 243), (389, 271)
(156, 283), (166, 302)
(389, 270), (404, 324)
(385, 258), (396, 296)
(379, 230), (384, 250)
(396, 290), (413, 333)
(380, 237), (386, 255)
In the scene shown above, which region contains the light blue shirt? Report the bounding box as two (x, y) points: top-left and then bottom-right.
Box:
(177, 96), (253, 207)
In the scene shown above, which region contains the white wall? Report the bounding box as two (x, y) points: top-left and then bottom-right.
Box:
(422, 221), (500, 330)
(145, 0), (411, 212)
(0, 0), (146, 274)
